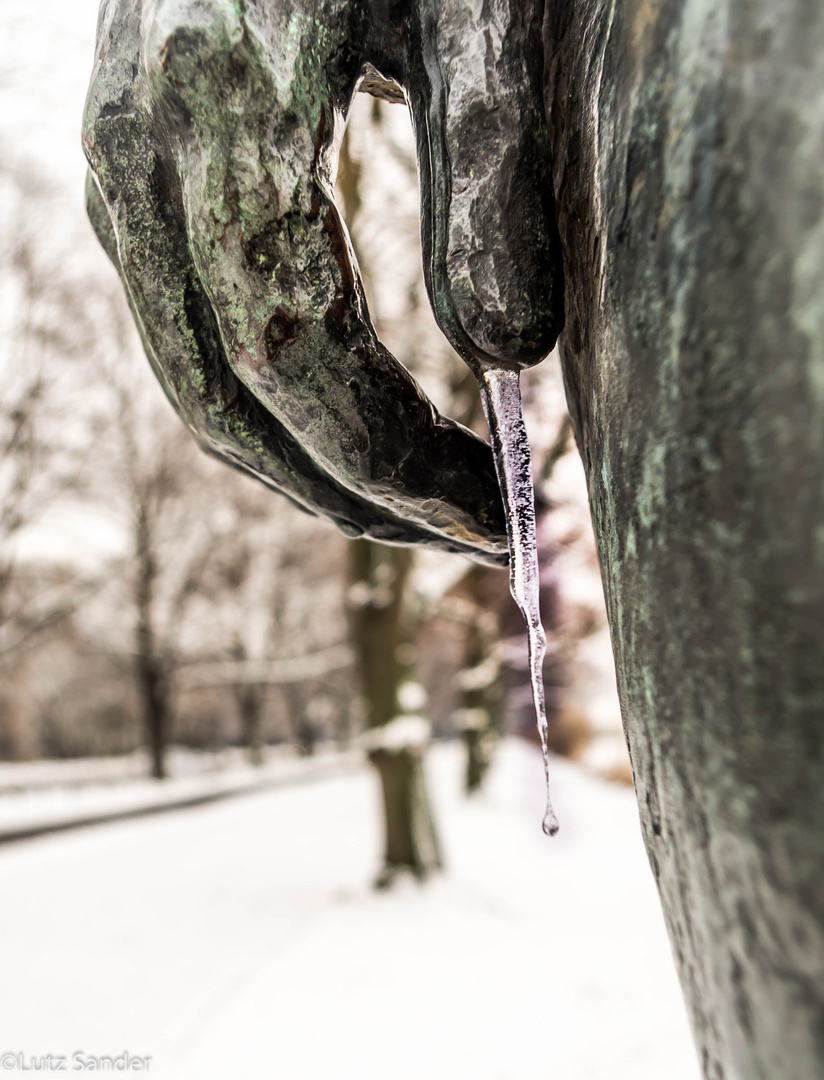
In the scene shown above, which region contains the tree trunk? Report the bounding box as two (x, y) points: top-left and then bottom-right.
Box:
(545, 3), (824, 1077)
(369, 742), (443, 887)
(456, 570), (503, 794)
(459, 720), (492, 795)
(229, 642), (266, 765)
(238, 683), (265, 766)
(135, 505), (169, 781)
(348, 539), (413, 729)
(348, 539), (442, 882)
(138, 653), (169, 780)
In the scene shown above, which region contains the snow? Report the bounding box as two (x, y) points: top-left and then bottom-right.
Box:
(359, 715), (431, 752)
(0, 746), (356, 841)
(0, 740), (699, 1079)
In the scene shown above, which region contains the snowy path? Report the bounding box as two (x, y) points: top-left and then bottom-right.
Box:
(0, 740), (699, 1079)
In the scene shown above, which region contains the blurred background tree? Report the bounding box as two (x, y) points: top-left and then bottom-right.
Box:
(0, 158), (112, 755)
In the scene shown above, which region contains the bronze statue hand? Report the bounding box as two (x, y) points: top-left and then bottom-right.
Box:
(82, 0), (563, 561)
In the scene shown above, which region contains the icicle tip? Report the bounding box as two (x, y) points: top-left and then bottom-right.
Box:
(542, 809), (560, 837)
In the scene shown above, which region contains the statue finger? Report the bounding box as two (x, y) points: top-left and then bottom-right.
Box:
(403, 0), (565, 370)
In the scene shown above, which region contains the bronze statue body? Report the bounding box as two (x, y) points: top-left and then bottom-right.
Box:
(84, 2), (824, 1077)
(546, 5), (824, 1078)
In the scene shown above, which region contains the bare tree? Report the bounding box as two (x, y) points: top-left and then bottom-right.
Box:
(0, 152), (358, 769)
(0, 158), (109, 753)
(93, 343), (242, 777)
(337, 114), (448, 882)
(95, 339), (356, 776)
(186, 497), (351, 764)
(346, 538), (442, 882)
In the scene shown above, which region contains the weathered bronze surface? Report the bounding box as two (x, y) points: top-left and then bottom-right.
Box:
(546, 3), (824, 1077)
(82, 0), (563, 566)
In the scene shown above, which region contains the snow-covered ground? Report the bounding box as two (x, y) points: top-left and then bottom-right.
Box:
(0, 746), (357, 840)
(0, 740), (699, 1079)
(0, 746), (301, 793)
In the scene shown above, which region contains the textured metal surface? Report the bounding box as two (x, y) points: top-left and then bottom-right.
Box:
(546, 2), (824, 1077)
(82, 0), (564, 565)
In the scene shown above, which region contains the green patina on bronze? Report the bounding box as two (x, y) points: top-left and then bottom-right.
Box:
(546, 1), (824, 1076)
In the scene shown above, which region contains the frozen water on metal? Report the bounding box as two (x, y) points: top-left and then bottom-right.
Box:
(478, 367), (559, 836)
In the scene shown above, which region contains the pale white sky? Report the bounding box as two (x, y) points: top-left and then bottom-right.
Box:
(1, 0), (140, 568)
(0, 0), (101, 199)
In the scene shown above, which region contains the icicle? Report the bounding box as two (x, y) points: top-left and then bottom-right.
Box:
(478, 366), (559, 837)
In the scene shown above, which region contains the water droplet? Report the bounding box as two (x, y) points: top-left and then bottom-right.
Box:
(478, 366), (559, 837)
